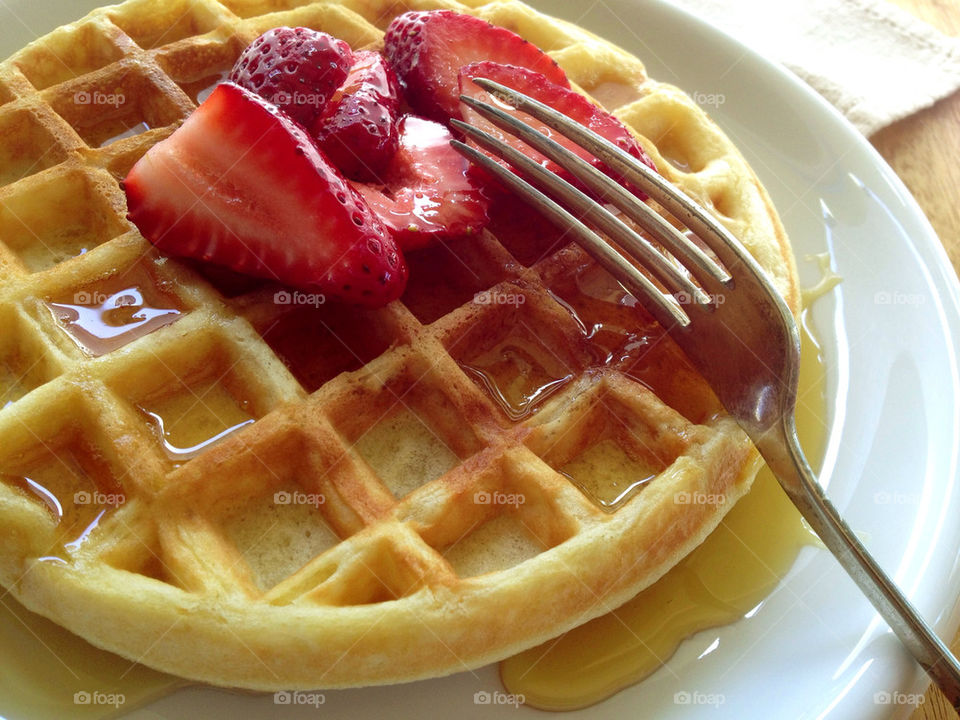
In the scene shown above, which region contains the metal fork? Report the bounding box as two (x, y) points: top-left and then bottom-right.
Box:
(450, 77), (960, 709)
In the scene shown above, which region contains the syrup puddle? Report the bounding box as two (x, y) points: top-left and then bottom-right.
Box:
(49, 286), (180, 357)
(559, 438), (657, 511)
(499, 264), (838, 710)
(802, 251), (842, 305)
(3, 442), (126, 561)
(137, 379), (255, 465)
(8, 475), (64, 518)
(141, 408), (254, 463)
(0, 592), (183, 720)
(461, 338), (573, 421)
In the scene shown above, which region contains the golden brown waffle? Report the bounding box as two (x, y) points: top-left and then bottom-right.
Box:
(0, 0), (798, 689)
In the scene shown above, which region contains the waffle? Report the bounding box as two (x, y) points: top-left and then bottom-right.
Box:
(0, 0), (799, 690)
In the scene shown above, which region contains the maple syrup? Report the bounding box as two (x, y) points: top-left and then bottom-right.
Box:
(258, 305), (393, 393)
(500, 306), (831, 710)
(48, 268), (181, 357)
(559, 438), (658, 511)
(137, 378), (255, 465)
(461, 337), (573, 421)
(0, 244), (837, 717)
(0, 594), (182, 719)
(2, 442), (124, 557)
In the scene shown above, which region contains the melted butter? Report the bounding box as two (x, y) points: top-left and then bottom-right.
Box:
(500, 293), (834, 710)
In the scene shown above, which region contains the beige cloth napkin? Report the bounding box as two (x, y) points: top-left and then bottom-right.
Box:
(667, 0), (960, 135)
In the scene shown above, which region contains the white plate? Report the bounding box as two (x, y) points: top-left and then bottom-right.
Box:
(3, 1), (960, 718)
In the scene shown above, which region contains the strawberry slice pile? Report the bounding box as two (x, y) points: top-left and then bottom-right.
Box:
(123, 12), (657, 308)
(124, 83), (405, 306)
(354, 116), (488, 251)
(313, 51), (402, 181)
(383, 10), (569, 121)
(228, 27), (351, 127)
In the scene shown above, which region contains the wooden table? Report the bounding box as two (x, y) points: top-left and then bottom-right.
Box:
(875, 3), (960, 718)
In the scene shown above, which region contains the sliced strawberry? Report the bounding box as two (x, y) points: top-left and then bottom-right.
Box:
(383, 10), (569, 122)
(123, 82), (407, 307)
(458, 62), (657, 196)
(312, 50), (402, 182)
(229, 26), (352, 127)
(353, 115), (490, 251)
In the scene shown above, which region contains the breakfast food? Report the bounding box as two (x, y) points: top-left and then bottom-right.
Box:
(0, 0), (798, 693)
(124, 81), (407, 306)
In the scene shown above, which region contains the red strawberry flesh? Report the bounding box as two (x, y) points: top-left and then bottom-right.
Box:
(124, 82), (406, 307)
(384, 10), (569, 122)
(354, 115), (490, 251)
(458, 62), (657, 197)
(313, 50), (402, 182)
(229, 26), (352, 127)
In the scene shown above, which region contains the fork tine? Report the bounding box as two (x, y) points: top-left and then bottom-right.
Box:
(450, 139), (690, 329)
(467, 77), (761, 288)
(451, 115), (711, 307)
(464, 79), (730, 290)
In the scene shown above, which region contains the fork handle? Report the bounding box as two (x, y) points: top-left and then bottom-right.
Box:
(754, 419), (960, 711)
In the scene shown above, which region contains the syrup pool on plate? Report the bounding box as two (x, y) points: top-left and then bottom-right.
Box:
(0, 593), (183, 720)
(499, 301), (832, 710)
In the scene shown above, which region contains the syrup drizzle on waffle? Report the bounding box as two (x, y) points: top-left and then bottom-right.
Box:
(0, 0), (799, 695)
